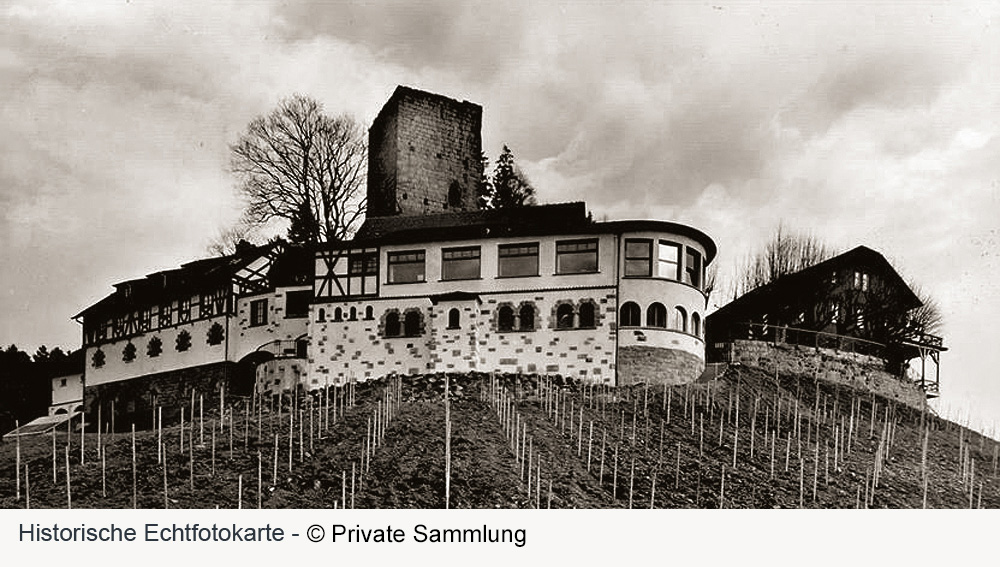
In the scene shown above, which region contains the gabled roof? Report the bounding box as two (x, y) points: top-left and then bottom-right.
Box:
(708, 246), (921, 323)
(354, 202), (592, 243)
(73, 241), (287, 320)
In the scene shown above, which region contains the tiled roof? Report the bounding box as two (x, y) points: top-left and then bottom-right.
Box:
(708, 246), (921, 323)
(354, 202), (592, 243)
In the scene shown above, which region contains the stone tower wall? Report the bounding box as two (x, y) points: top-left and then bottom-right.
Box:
(367, 86), (483, 217)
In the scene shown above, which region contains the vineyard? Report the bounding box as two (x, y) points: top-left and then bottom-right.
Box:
(1, 366), (998, 509)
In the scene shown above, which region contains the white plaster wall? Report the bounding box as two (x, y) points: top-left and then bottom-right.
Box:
(476, 289), (618, 382)
(51, 373), (83, 407)
(311, 297), (433, 381)
(84, 315), (229, 386)
(230, 285), (310, 361)
(428, 299), (481, 373)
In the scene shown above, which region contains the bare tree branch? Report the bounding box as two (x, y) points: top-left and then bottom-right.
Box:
(229, 94), (367, 243)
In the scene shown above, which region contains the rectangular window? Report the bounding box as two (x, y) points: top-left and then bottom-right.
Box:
(159, 304), (172, 328)
(178, 298), (191, 322)
(556, 239), (599, 274)
(348, 251), (378, 276)
(657, 241), (681, 280)
(250, 299), (268, 327)
(685, 248), (702, 288)
(139, 309), (152, 332)
(442, 246), (481, 280)
(498, 243), (539, 277)
(387, 250), (426, 283)
(853, 271), (870, 291)
(624, 239), (653, 277)
(285, 290), (311, 318)
(200, 293), (214, 318)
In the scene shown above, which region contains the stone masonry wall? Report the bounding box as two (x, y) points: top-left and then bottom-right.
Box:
(618, 345), (703, 386)
(84, 361), (236, 430)
(728, 340), (926, 410)
(368, 87), (483, 217)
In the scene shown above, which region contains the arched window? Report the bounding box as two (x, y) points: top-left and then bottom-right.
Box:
(578, 302), (596, 328)
(448, 308), (460, 329)
(497, 305), (515, 332)
(365, 306), (374, 320)
(519, 304), (535, 331)
(620, 302), (640, 327)
(404, 310), (421, 337)
(334, 307), (343, 322)
(317, 308), (326, 322)
(692, 312), (701, 337)
(647, 303), (667, 328)
(384, 311), (401, 337)
(556, 303), (575, 329)
(674, 306), (688, 333)
(349, 306), (357, 321)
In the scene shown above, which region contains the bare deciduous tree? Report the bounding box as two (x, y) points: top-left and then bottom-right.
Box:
(230, 94), (367, 243)
(735, 224), (836, 297)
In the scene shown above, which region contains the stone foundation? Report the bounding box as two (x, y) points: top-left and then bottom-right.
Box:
(727, 340), (926, 410)
(84, 361), (236, 431)
(617, 346), (703, 386)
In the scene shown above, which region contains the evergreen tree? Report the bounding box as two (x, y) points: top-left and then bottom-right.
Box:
(481, 145), (536, 209)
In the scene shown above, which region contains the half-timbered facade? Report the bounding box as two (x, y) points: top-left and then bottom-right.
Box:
(74, 241), (312, 422)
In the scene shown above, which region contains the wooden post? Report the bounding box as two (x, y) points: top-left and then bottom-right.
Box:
(587, 421), (594, 472)
(15, 420), (21, 501)
(628, 455), (635, 509)
(599, 430), (606, 485)
(101, 446), (107, 498)
(445, 373), (451, 510)
(180, 406), (185, 455)
(200, 394), (204, 446)
(238, 474), (243, 510)
(131, 423), (137, 509)
(272, 434), (278, 487)
(65, 445), (72, 509)
(612, 444), (619, 501)
(52, 427), (57, 485)
(162, 450), (168, 509)
(24, 464), (30, 510)
(719, 464), (725, 509)
(211, 420), (217, 477)
(157, 406), (163, 464)
(258, 450), (263, 509)
(675, 442), (681, 489)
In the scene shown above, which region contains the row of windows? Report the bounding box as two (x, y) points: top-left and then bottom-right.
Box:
(619, 301), (702, 336)
(387, 239), (601, 284)
(623, 239), (704, 288)
(88, 290), (310, 344)
(383, 238), (707, 290)
(369, 301), (601, 338)
(317, 305), (376, 323)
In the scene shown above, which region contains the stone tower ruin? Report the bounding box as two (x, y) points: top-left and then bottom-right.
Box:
(367, 86), (484, 217)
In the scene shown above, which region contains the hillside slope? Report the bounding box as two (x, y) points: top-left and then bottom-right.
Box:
(1, 369), (997, 509)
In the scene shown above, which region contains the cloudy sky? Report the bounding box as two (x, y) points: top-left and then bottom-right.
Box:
(2, 1), (998, 427)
